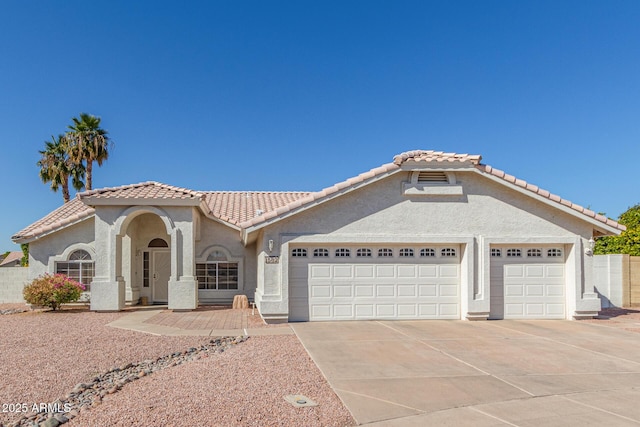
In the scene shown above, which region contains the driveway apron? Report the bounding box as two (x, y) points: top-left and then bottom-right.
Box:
(291, 320), (640, 426)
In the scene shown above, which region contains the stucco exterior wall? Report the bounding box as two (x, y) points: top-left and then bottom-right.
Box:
(255, 170), (600, 320)
(197, 217), (257, 301)
(594, 254), (625, 308)
(28, 220), (95, 281)
(0, 267), (29, 303)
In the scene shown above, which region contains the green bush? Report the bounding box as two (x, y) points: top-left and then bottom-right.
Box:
(23, 274), (86, 310)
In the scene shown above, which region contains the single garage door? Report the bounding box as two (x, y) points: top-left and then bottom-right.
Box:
(490, 245), (566, 319)
(289, 245), (460, 321)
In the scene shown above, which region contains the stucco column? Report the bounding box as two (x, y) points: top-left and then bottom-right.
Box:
(90, 211), (125, 311)
(168, 208), (197, 310)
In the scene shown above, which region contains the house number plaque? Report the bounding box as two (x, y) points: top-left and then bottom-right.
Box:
(265, 256), (280, 264)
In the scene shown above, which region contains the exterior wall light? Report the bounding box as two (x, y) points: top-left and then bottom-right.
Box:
(268, 239), (274, 252)
(585, 237), (595, 256)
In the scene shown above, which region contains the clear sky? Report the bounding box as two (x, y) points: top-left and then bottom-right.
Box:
(1, 1), (639, 251)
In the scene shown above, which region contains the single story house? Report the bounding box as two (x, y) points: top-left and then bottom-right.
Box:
(12, 150), (624, 322)
(0, 251), (23, 267)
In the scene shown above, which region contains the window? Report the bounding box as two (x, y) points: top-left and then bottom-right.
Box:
(143, 252), (150, 288)
(196, 251), (239, 290)
(527, 249), (542, 257)
(399, 248), (414, 257)
(335, 248), (351, 257)
(441, 248), (457, 257)
(420, 248), (435, 257)
(313, 248), (329, 258)
(291, 248), (307, 257)
(148, 238), (168, 248)
(356, 248), (372, 257)
(491, 248), (502, 257)
(378, 248), (393, 257)
(548, 248), (563, 257)
(507, 249), (521, 257)
(55, 250), (95, 291)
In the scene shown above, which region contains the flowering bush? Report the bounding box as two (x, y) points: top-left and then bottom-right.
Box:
(23, 274), (86, 311)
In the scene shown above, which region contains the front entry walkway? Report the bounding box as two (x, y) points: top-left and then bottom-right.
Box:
(107, 306), (293, 336)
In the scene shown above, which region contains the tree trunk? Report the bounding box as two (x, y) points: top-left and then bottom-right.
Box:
(62, 181), (70, 203)
(86, 161), (93, 191)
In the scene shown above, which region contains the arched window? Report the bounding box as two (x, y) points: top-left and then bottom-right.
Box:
(55, 250), (95, 291)
(148, 238), (168, 248)
(196, 249), (239, 290)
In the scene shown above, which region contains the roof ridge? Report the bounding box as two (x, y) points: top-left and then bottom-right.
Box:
(393, 149), (482, 165)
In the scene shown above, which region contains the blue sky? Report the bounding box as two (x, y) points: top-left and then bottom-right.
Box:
(1, 1), (639, 251)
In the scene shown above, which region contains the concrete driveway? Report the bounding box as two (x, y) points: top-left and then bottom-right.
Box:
(291, 320), (640, 426)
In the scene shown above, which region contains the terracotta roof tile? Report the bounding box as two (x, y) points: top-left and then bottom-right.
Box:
(12, 198), (94, 242)
(393, 150), (482, 165)
(475, 164), (625, 231)
(0, 251), (23, 267)
(203, 192), (312, 226)
(13, 150), (625, 240)
(80, 181), (204, 201)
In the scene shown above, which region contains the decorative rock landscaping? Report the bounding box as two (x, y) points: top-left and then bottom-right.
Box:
(8, 336), (247, 427)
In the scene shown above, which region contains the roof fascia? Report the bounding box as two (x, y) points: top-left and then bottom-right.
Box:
(472, 169), (623, 235)
(12, 214), (95, 244)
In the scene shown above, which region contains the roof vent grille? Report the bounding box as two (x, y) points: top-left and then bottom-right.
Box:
(417, 171), (448, 183)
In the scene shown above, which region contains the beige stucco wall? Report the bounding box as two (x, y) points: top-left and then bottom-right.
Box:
(197, 216), (257, 302)
(28, 219), (95, 281)
(255, 170), (599, 320)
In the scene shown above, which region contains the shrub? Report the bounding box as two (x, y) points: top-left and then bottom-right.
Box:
(23, 274), (86, 311)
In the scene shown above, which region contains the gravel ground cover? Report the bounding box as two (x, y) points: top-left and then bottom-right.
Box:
(0, 306), (353, 427)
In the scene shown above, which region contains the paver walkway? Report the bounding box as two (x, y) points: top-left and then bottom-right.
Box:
(107, 305), (293, 336)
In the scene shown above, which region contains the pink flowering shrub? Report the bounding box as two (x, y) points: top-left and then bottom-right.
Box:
(23, 274), (86, 311)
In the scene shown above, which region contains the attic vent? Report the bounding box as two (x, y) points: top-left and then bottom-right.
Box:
(417, 171), (448, 183)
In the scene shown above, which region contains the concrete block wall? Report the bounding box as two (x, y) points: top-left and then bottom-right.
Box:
(0, 267), (29, 303)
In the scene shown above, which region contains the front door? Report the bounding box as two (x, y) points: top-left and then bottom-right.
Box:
(152, 251), (170, 303)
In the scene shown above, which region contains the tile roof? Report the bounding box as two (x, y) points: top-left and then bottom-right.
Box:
(80, 181), (204, 201)
(204, 191), (313, 225)
(476, 164), (625, 231)
(12, 150), (625, 241)
(0, 251), (23, 267)
(393, 150), (482, 165)
(12, 198), (95, 242)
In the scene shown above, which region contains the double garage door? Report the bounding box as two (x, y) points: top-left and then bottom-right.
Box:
(289, 245), (461, 321)
(489, 245), (566, 319)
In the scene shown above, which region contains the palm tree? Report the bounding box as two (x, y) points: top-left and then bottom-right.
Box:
(37, 135), (85, 203)
(65, 113), (110, 191)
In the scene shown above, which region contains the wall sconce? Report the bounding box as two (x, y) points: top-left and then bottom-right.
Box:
(585, 237), (595, 256)
(268, 239), (274, 252)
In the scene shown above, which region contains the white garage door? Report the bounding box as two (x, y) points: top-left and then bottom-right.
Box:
(490, 246), (566, 319)
(289, 245), (460, 321)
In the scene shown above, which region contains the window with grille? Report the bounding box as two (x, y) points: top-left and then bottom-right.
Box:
(356, 248), (372, 257)
(291, 248), (307, 257)
(420, 248), (435, 257)
(547, 248), (563, 257)
(313, 248), (329, 257)
(378, 248), (393, 257)
(527, 249), (542, 257)
(196, 251), (238, 290)
(441, 248), (457, 257)
(55, 250), (95, 291)
(491, 248), (502, 257)
(507, 249), (521, 257)
(335, 248), (351, 257)
(399, 248), (414, 257)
